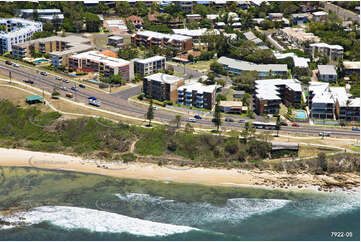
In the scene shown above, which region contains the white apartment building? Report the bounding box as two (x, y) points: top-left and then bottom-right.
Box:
(0, 18), (42, 54)
(16, 9), (64, 23)
(133, 56), (166, 76)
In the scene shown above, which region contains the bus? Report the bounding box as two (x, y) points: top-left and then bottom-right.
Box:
(252, 121), (278, 130)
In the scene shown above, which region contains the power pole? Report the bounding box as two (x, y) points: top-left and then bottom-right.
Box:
(9, 71), (11, 85)
(42, 88), (45, 104)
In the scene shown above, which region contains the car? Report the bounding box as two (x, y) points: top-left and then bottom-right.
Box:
(71, 86), (78, 91)
(280, 121), (288, 126)
(63, 79), (70, 83)
(79, 84), (86, 88)
(187, 117), (196, 123)
(152, 106), (157, 110)
(352, 127), (360, 131)
(66, 93), (73, 98)
(238, 119), (246, 123)
(5, 60), (12, 65)
(60, 86), (68, 91)
(23, 79), (34, 84)
(225, 118), (234, 122)
(56, 76), (62, 81)
(194, 115), (202, 119)
(291, 122), (299, 127)
(40, 71), (47, 76)
(12, 63), (19, 67)
(319, 132), (331, 137)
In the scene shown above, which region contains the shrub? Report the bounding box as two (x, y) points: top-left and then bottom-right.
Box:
(121, 153), (136, 163)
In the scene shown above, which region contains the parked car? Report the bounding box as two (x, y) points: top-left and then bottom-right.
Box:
(152, 106), (157, 110)
(225, 118), (234, 122)
(352, 127), (360, 131)
(56, 76), (62, 81)
(71, 86), (78, 91)
(238, 119), (246, 123)
(280, 121), (288, 126)
(194, 115), (202, 119)
(88, 97), (101, 107)
(12, 63), (19, 67)
(40, 71), (47, 76)
(291, 122), (299, 127)
(5, 60), (12, 65)
(23, 79), (34, 84)
(63, 79), (70, 83)
(187, 117), (196, 123)
(60, 86), (68, 91)
(79, 83), (86, 88)
(66, 93), (73, 98)
(319, 132), (331, 137)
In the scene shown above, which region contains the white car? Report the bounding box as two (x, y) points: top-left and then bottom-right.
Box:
(56, 76), (62, 80)
(13, 63), (19, 67)
(60, 86), (68, 91)
(187, 117), (196, 123)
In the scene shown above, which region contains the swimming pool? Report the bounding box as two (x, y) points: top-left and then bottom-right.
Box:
(295, 110), (307, 119)
(33, 59), (48, 64)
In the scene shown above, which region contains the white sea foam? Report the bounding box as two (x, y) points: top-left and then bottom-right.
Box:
(0, 206), (198, 236)
(115, 193), (291, 225)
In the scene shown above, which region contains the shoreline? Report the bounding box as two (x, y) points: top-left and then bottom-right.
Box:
(0, 147), (359, 194)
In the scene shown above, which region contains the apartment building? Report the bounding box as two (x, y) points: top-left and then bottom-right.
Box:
(177, 82), (217, 110)
(217, 56), (288, 78)
(291, 13), (309, 25)
(242, 31), (268, 49)
(172, 28), (220, 41)
(186, 14), (202, 21)
(0, 18), (42, 54)
(107, 35), (123, 47)
(254, 79), (302, 115)
(143, 73), (184, 102)
(338, 98), (360, 122)
(133, 56), (166, 76)
(309, 43), (344, 62)
(318, 65), (337, 82)
(12, 35), (94, 67)
(69, 51), (132, 81)
(176, 1), (193, 12)
(131, 30), (192, 52)
(278, 27), (320, 49)
(343, 61), (360, 76)
(16, 9), (64, 24)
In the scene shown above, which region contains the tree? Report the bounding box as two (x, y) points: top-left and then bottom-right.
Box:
(207, 72), (216, 84)
(135, 1), (148, 17)
(174, 115), (182, 129)
(241, 122), (255, 144)
(275, 115), (281, 137)
(216, 94), (226, 102)
(216, 79), (225, 87)
(118, 47), (138, 60)
(84, 12), (101, 32)
(43, 22), (54, 33)
(213, 100), (222, 132)
(184, 123), (194, 134)
(241, 93), (251, 106)
(126, 20), (136, 33)
(146, 99), (154, 127)
(188, 54), (194, 63)
(317, 152), (328, 172)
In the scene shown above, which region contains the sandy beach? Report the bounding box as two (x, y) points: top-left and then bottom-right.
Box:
(0, 147), (359, 193)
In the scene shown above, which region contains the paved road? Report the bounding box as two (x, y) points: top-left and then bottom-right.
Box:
(0, 61), (359, 137)
(166, 63), (204, 78)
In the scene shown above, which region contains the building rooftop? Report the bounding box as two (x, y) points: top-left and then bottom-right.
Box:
(108, 35), (123, 40)
(312, 11), (328, 16)
(291, 13), (309, 18)
(219, 101), (244, 107)
(343, 61), (360, 70)
(255, 78), (302, 101)
(70, 51), (130, 68)
(310, 42), (343, 50)
(280, 27), (320, 43)
(318, 65), (337, 76)
(206, 14), (219, 20)
(178, 82), (217, 94)
(273, 51), (310, 68)
(18, 9), (62, 14)
(145, 72), (183, 84)
(133, 55), (165, 64)
(218, 56), (288, 73)
(136, 30), (192, 41)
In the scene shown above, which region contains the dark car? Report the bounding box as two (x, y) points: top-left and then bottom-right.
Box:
(238, 119), (246, 123)
(292, 122), (299, 127)
(71, 86), (79, 91)
(5, 60), (12, 65)
(23, 79), (34, 84)
(194, 115), (202, 119)
(79, 84), (86, 88)
(280, 121), (288, 126)
(40, 71), (47, 76)
(225, 118), (234, 122)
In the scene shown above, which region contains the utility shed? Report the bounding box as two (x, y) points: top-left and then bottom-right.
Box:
(26, 95), (43, 104)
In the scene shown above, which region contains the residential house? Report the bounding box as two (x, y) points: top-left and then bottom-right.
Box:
(343, 61), (360, 76)
(312, 11), (328, 21)
(291, 13), (309, 25)
(143, 73), (185, 102)
(318, 65), (337, 82)
(133, 56), (166, 76)
(219, 101), (248, 113)
(186, 14), (202, 21)
(278, 27), (320, 49)
(107, 35), (124, 47)
(16, 9), (64, 24)
(126, 15), (144, 29)
(309, 42), (344, 62)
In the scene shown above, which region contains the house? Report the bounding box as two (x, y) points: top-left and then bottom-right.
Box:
(233, 90), (245, 98)
(131, 30), (193, 52)
(254, 79), (302, 115)
(206, 14), (219, 22)
(301, 3), (314, 13)
(278, 27), (320, 49)
(238, 1), (250, 9)
(171, 28), (219, 41)
(186, 14), (202, 21)
(126, 15), (144, 29)
(312, 11), (328, 21)
(133, 56), (166, 76)
(143, 73), (185, 102)
(213, 0), (227, 9)
(217, 56), (288, 78)
(291, 13), (309, 25)
(68, 50), (132, 81)
(343, 61), (360, 76)
(242, 31), (267, 49)
(219, 101), (248, 113)
(177, 82), (217, 110)
(253, 18), (265, 25)
(176, 1), (193, 12)
(268, 13), (283, 21)
(318, 65), (337, 82)
(309, 43), (343, 62)
(274, 52), (310, 69)
(107, 35), (124, 47)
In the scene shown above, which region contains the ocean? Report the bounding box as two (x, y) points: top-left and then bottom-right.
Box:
(0, 166), (359, 241)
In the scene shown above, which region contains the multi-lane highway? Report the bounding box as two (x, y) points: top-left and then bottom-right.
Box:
(0, 60), (359, 137)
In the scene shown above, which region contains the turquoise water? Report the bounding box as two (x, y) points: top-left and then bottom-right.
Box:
(295, 110), (307, 119)
(0, 167), (359, 241)
(33, 59), (48, 64)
